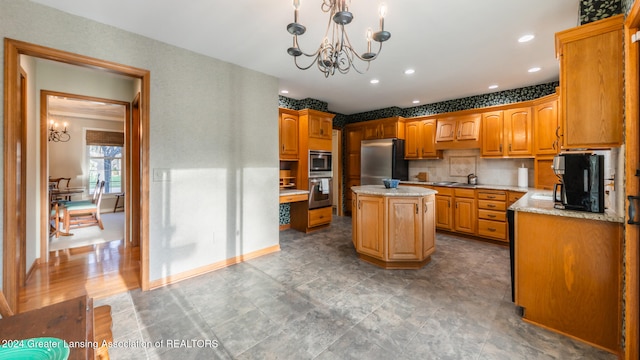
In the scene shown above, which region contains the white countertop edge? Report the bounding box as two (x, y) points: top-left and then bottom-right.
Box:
(509, 191), (624, 224)
(351, 185), (437, 196)
(279, 189), (309, 196)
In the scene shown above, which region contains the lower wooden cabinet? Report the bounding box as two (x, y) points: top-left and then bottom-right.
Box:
(308, 206), (332, 227)
(477, 190), (507, 242)
(453, 189), (476, 234)
(515, 211), (622, 353)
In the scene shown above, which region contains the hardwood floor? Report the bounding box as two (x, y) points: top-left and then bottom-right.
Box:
(18, 240), (140, 313)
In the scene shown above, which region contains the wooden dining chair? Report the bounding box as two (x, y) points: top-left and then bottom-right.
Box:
(63, 181), (105, 231)
(49, 177), (73, 201)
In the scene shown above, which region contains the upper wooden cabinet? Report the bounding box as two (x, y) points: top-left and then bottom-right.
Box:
(435, 114), (480, 149)
(405, 118), (442, 159)
(481, 107), (533, 158)
(504, 107), (533, 157)
(299, 109), (335, 151)
(555, 15), (623, 149)
(363, 117), (405, 140)
(279, 108), (299, 160)
(534, 95), (559, 155)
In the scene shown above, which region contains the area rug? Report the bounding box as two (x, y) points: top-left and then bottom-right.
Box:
(49, 212), (125, 251)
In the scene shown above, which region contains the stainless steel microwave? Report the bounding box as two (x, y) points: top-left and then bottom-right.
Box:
(309, 150), (332, 172)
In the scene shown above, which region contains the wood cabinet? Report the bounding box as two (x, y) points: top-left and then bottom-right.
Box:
(534, 95), (559, 155)
(476, 190), (507, 242)
(534, 156), (558, 190)
(482, 108), (533, 158)
(387, 197), (422, 261)
(345, 126), (364, 214)
(279, 108), (299, 160)
(352, 190), (436, 269)
(363, 117), (404, 140)
(435, 114), (481, 149)
(555, 15), (623, 149)
(515, 211), (622, 353)
(433, 186), (453, 231)
(308, 112), (333, 140)
(355, 195), (385, 259)
(504, 107), (533, 157)
(453, 188), (476, 235)
(405, 118), (442, 159)
(299, 109), (335, 151)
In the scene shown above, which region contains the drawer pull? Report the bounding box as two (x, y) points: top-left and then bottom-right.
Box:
(487, 195), (496, 199)
(488, 214), (496, 218)
(487, 204), (496, 208)
(488, 227), (496, 232)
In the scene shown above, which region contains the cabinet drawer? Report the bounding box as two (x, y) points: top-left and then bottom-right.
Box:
(478, 209), (506, 222)
(478, 220), (507, 240)
(508, 191), (525, 205)
(279, 193), (308, 204)
(309, 206), (332, 227)
(477, 191), (506, 201)
(432, 186), (453, 196)
(454, 188), (475, 198)
(478, 199), (506, 211)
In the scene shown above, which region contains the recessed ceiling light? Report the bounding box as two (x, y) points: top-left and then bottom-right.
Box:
(404, 69), (415, 75)
(488, 84), (499, 90)
(518, 34), (535, 43)
(528, 67), (541, 73)
(280, 90), (289, 94)
(412, 100), (420, 104)
(370, 79), (380, 84)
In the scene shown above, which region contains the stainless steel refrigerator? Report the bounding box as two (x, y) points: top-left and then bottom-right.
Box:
(360, 138), (409, 185)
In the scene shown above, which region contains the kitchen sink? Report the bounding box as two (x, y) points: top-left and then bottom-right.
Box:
(431, 181), (457, 186)
(452, 182), (476, 188)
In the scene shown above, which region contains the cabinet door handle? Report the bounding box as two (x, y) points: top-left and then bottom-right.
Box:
(447, 200), (450, 208)
(320, 128), (323, 135)
(282, 144), (285, 151)
(509, 144), (512, 152)
(424, 201), (428, 213)
(552, 140), (557, 150)
(499, 144), (503, 152)
(416, 204), (419, 214)
(358, 200), (361, 209)
(457, 130), (461, 138)
(487, 195), (496, 199)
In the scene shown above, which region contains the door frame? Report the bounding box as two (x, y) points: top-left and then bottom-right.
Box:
(3, 38), (151, 312)
(625, 5), (640, 360)
(40, 90), (131, 259)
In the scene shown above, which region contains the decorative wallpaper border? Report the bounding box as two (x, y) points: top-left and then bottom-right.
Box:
(580, 0), (623, 24)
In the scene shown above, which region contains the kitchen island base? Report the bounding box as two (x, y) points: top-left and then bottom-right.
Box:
(351, 185), (437, 269)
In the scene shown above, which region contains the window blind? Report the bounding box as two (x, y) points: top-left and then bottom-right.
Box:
(86, 130), (124, 146)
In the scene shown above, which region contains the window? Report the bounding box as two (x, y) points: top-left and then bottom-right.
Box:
(86, 130), (124, 195)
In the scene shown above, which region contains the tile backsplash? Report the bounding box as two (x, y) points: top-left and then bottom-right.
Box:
(408, 149), (535, 187)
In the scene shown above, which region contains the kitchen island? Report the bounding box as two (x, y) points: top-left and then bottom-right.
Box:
(351, 185), (436, 269)
(510, 191), (623, 354)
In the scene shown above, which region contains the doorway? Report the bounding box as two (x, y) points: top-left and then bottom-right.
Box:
(3, 38), (151, 312)
(43, 91), (128, 253)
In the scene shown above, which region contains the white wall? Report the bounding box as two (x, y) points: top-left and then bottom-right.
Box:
(1, 0), (280, 285)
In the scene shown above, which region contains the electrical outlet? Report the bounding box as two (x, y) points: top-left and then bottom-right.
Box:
(153, 168), (170, 182)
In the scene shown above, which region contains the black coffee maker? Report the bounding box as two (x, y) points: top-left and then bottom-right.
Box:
(552, 153), (605, 213)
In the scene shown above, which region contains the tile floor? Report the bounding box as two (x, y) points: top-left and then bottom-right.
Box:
(97, 216), (617, 359)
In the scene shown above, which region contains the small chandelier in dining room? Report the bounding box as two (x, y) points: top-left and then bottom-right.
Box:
(48, 119), (70, 142)
(286, 0), (391, 77)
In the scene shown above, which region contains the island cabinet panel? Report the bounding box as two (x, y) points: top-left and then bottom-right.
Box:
(515, 212), (622, 353)
(356, 195), (385, 259)
(387, 197), (422, 261)
(422, 196), (436, 257)
(556, 14), (623, 149)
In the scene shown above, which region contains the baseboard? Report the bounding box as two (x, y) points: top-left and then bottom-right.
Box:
(147, 244), (281, 290)
(25, 258), (40, 284)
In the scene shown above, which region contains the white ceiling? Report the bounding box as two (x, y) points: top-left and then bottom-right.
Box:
(30, 0), (581, 115)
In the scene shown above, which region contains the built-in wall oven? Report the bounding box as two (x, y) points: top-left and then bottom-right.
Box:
(309, 150), (333, 209)
(308, 177), (333, 209)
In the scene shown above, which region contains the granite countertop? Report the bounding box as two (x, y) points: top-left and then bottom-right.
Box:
(351, 185), (437, 197)
(401, 181), (532, 193)
(279, 189), (309, 196)
(508, 190), (624, 224)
